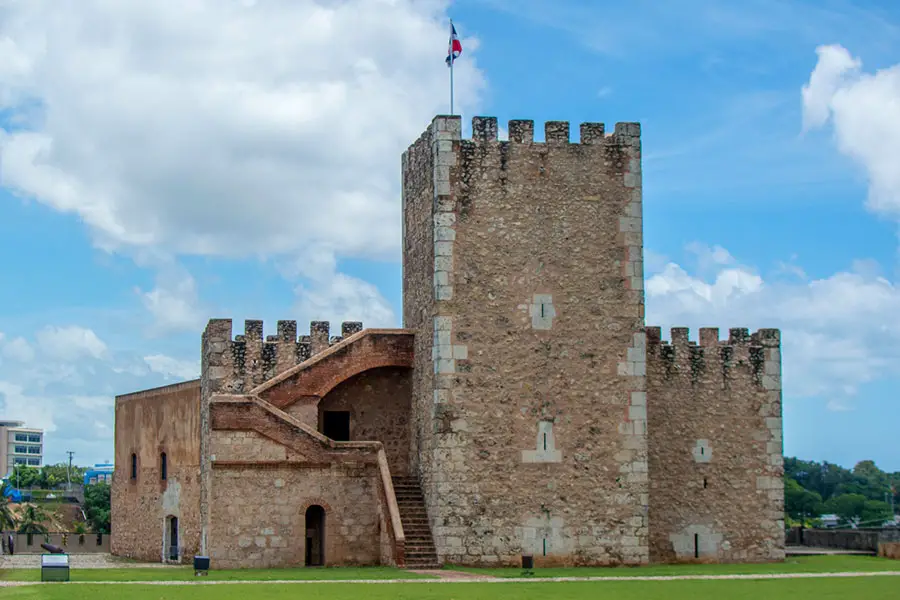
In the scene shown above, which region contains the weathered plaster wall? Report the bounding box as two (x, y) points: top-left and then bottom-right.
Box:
(401, 116), (649, 567)
(646, 327), (785, 563)
(111, 380), (202, 563)
(206, 430), (383, 568)
(317, 366), (412, 476)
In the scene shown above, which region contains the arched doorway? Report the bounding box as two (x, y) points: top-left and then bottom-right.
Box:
(164, 515), (179, 562)
(305, 505), (325, 567)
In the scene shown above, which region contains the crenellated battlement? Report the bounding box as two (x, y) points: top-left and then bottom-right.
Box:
(646, 327), (780, 347)
(645, 326), (781, 388)
(468, 115), (640, 145)
(203, 318), (364, 392)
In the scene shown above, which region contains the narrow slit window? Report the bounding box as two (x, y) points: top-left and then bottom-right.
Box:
(130, 453), (137, 480)
(160, 452), (168, 481)
(543, 433), (547, 451)
(694, 533), (699, 558)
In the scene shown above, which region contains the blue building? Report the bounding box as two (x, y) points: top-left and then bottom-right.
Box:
(84, 463), (114, 486)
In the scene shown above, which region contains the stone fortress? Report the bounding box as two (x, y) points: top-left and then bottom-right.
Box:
(111, 115), (785, 569)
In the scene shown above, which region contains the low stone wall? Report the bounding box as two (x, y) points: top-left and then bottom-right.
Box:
(786, 526), (900, 553)
(5, 532), (111, 554)
(800, 529), (879, 551)
(880, 542), (900, 559)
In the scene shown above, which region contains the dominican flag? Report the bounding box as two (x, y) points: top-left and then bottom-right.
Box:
(446, 23), (462, 66)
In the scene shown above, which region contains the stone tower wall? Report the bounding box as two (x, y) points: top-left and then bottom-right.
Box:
(402, 115), (649, 566)
(646, 326), (785, 563)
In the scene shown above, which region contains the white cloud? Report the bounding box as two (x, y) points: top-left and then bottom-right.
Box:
(1, 336), (35, 362)
(801, 44), (900, 216)
(0, 381), (57, 433)
(36, 326), (108, 361)
(294, 273), (396, 331)
(137, 270), (206, 335)
(144, 355), (199, 381)
(646, 244), (900, 412)
(0, 0), (486, 263)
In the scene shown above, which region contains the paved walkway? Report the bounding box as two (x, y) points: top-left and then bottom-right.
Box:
(1, 570), (898, 587)
(786, 547), (876, 556)
(0, 553), (174, 569)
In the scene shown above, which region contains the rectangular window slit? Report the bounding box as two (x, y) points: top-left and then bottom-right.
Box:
(702, 477), (707, 489)
(541, 304), (545, 317)
(543, 433), (547, 451)
(694, 533), (699, 558)
(542, 539), (547, 556)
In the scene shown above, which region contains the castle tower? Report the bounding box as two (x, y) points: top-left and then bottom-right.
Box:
(401, 115), (649, 566)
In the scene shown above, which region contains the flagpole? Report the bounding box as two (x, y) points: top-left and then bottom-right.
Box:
(449, 19), (455, 115)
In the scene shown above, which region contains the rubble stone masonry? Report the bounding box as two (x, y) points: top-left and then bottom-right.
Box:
(646, 327), (785, 562)
(113, 113), (784, 569)
(111, 380), (202, 563)
(316, 366), (412, 476)
(402, 116), (649, 566)
(207, 429), (383, 568)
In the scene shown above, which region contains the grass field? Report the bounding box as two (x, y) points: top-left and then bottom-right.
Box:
(1, 577), (899, 600)
(0, 555), (897, 582)
(0, 566), (432, 582)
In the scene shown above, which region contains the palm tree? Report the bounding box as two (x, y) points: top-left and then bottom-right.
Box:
(0, 498), (16, 531)
(17, 504), (49, 535)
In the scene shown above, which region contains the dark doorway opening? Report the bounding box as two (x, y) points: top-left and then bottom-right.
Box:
(305, 505), (325, 567)
(322, 411), (350, 441)
(167, 516), (179, 561)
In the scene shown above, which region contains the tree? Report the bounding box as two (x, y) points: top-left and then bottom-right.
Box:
(860, 500), (893, 526)
(785, 477), (823, 522)
(8, 465), (41, 489)
(17, 504), (50, 535)
(0, 498), (16, 531)
(824, 493), (867, 525)
(83, 483), (110, 533)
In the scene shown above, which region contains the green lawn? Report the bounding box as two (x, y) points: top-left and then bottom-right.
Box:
(1, 578), (899, 600)
(448, 555), (900, 578)
(1, 555), (897, 583)
(0, 566), (431, 582)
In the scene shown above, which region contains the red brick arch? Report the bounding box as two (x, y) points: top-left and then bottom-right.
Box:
(258, 330), (414, 410)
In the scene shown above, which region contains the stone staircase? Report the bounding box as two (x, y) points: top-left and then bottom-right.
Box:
(392, 476), (440, 569)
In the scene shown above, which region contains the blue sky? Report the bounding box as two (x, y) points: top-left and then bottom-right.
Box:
(1, 0), (899, 471)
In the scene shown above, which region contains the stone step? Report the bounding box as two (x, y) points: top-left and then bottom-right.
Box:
(393, 477), (438, 568)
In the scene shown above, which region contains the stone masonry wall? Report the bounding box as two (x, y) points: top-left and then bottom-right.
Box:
(111, 380), (202, 563)
(646, 327), (784, 563)
(401, 116), (649, 566)
(199, 318), (362, 554)
(207, 429), (382, 568)
(316, 366), (412, 476)
(401, 125), (437, 482)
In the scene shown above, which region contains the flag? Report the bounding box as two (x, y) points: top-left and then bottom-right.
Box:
(446, 23), (462, 66)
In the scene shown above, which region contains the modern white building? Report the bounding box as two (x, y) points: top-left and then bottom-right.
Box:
(0, 420), (44, 476)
